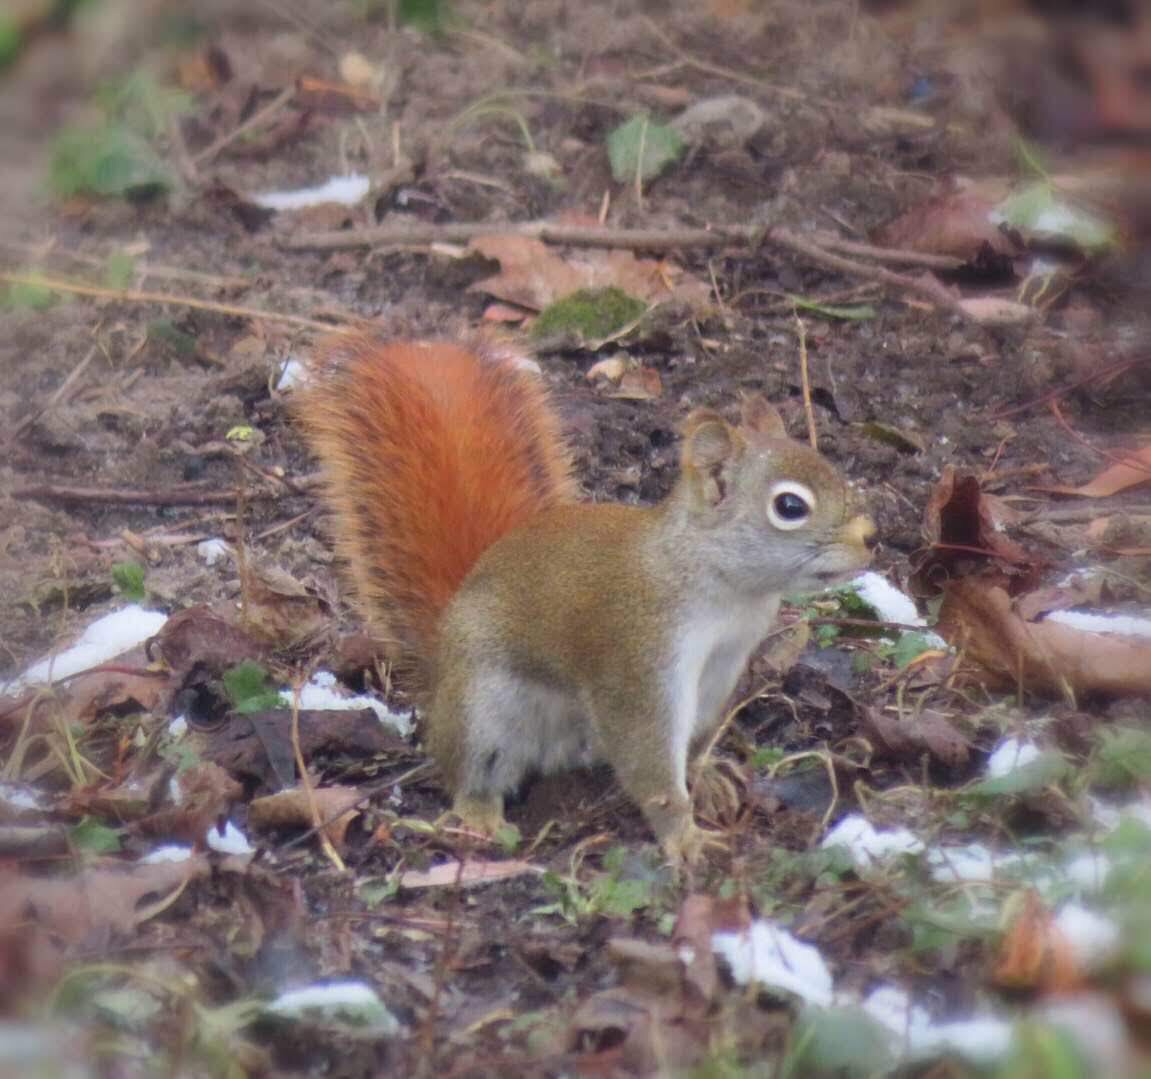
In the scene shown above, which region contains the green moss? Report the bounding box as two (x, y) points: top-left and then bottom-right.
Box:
(531, 286), (647, 344)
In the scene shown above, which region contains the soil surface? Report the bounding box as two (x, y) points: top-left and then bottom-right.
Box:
(1, 2), (1149, 1076)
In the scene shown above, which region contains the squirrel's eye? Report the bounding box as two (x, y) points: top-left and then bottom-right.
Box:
(767, 482), (815, 530)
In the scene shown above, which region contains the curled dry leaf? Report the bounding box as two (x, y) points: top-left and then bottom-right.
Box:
(137, 761), (243, 843)
(937, 578), (1151, 697)
(249, 785), (364, 851)
(915, 467), (1038, 592)
(993, 890), (1080, 993)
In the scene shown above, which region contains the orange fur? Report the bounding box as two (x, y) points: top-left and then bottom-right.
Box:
(295, 335), (575, 680)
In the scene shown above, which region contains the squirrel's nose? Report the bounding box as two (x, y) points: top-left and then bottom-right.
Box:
(844, 514), (878, 551)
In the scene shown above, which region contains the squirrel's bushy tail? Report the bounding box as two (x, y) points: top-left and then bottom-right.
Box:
(296, 335), (574, 679)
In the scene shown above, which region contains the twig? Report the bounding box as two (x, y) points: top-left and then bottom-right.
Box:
(641, 15), (811, 102)
(283, 219), (757, 251)
(794, 309), (817, 450)
(290, 682), (346, 872)
(1, 240), (253, 291)
(0, 271), (343, 331)
(812, 233), (963, 270)
(6, 343), (99, 447)
(13, 483), (283, 507)
(193, 84), (297, 165)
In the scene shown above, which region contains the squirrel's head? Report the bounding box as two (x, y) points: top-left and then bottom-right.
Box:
(677, 396), (876, 595)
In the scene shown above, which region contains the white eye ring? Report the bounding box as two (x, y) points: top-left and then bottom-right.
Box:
(767, 481), (815, 530)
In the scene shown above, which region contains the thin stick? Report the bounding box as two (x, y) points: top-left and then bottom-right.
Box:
(13, 483), (281, 507)
(6, 343), (99, 447)
(193, 84), (297, 165)
(1, 241), (253, 291)
(794, 309), (818, 450)
(0, 272), (342, 332)
(290, 682), (346, 872)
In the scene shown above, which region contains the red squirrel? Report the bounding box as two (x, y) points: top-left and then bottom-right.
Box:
(297, 335), (876, 863)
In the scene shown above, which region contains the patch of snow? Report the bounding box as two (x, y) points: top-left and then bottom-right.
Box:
(168, 714), (188, 739)
(1054, 904), (1120, 970)
(1046, 610), (1151, 639)
(862, 985), (934, 1051)
(1063, 850), (1109, 892)
(206, 820), (253, 856)
(253, 174), (370, 211)
(928, 842), (1014, 883)
(276, 357), (307, 392)
(141, 845), (194, 864)
(0, 782), (46, 812)
(712, 920), (833, 1007)
(910, 1016), (1015, 1066)
(266, 980), (399, 1034)
(3, 606), (168, 693)
(851, 572), (924, 626)
(822, 814), (924, 869)
(297, 670), (410, 735)
(985, 737), (1041, 779)
(196, 538), (230, 566)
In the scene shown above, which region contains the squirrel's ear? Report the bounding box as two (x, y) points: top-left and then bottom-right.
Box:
(682, 410), (741, 507)
(740, 395), (787, 439)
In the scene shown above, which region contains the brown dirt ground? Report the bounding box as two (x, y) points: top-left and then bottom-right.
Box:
(1, 1), (1150, 1075)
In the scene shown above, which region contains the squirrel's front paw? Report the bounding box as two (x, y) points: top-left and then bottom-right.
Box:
(660, 818), (728, 869)
(440, 793), (507, 838)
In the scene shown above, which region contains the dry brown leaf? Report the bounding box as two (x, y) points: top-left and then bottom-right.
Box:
(242, 567), (330, 648)
(937, 578), (1151, 697)
(0, 856), (208, 944)
(993, 890), (1081, 993)
(876, 179), (1017, 259)
(397, 859), (542, 890)
(611, 367), (663, 401)
(955, 297), (1035, 325)
(249, 785), (364, 851)
(1037, 444), (1151, 498)
(467, 234), (710, 311)
(859, 706), (970, 768)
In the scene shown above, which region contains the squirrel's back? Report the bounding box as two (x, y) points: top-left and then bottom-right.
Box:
(296, 335), (575, 676)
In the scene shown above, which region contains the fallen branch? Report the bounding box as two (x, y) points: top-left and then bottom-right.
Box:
(280, 219), (967, 315)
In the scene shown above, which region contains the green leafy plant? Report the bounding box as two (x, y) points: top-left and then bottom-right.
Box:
(531, 286), (647, 345)
(533, 845), (656, 922)
(607, 114), (684, 185)
(70, 816), (122, 854)
(111, 561), (147, 603)
(1089, 727), (1151, 792)
(222, 662), (287, 714)
(50, 70), (187, 200)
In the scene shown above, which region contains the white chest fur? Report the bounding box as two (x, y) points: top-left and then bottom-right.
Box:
(665, 596), (781, 790)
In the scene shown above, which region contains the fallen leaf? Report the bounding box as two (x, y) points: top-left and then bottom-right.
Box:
(993, 890), (1080, 992)
(397, 859), (542, 889)
(0, 855), (208, 944)
(249, 785), (364, 851)
(876, 179), (1017, 259)
(611, 367), (662, 400)
(955, 297), (1035, 325)
(859, 706), (970, 768)
(1037, 445), (1151, 498)
(937, 578), (1151, 697)
(467, 234), (710, 312)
